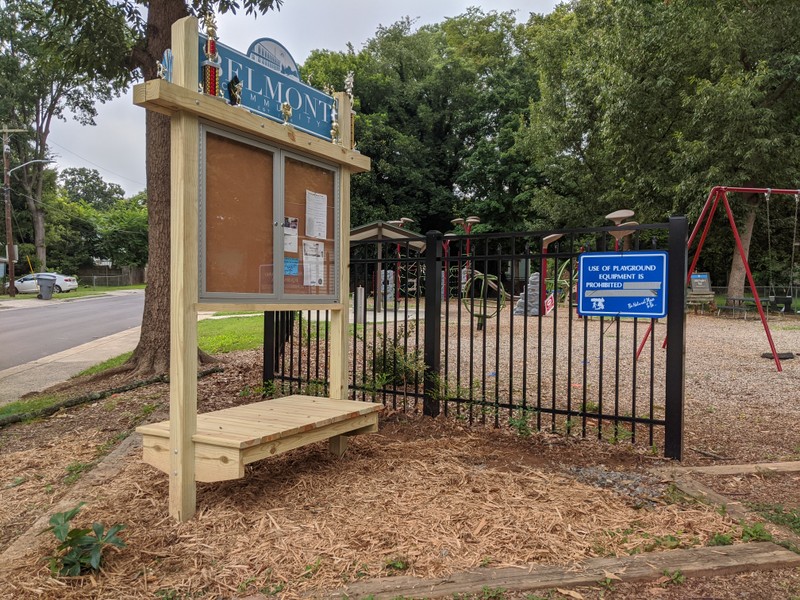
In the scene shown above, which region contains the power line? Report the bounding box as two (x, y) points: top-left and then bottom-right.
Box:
(48, 140), (147, 190)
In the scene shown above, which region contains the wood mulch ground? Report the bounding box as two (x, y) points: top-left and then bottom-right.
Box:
(0, 312), (799, 599)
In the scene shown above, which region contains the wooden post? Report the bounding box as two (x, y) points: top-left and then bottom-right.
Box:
(329, 92), (352, 401)
(169, 16), (200, 522)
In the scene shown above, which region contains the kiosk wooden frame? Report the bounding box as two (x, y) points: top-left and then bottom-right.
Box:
(133, 17), (380, 522)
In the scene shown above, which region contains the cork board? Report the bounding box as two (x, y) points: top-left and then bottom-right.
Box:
(282, 156), (336, 296)
(205, 132), (274, 294)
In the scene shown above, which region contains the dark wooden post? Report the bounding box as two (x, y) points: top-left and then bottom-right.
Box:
(423, 231), (443, 416)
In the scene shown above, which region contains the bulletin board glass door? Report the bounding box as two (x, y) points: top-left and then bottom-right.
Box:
(281, 154), (337, 298)
(203, 130), (275, 296)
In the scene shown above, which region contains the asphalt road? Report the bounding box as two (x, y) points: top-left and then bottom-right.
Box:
(0, 291), (144, 371)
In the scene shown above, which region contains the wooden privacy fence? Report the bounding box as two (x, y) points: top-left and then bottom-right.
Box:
(266, 218), (688, 459)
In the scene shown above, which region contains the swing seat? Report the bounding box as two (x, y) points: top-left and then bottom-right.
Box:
(768, 295), (793, 313)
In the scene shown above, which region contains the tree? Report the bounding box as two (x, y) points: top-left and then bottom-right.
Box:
(96, 196), (148, 268)
(303, 10), (538, 233)
(53, 0), (283, 377)
(0, 0), (133, 270)
(59, 167), (125, 209)
(520, 0), (800, 292)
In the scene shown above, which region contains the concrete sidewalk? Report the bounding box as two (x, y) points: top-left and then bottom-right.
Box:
(0, 326), (141, 405)
(0, 290), (149, 405)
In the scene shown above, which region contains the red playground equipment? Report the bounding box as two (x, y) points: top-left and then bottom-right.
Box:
(688, 186), (800, 372)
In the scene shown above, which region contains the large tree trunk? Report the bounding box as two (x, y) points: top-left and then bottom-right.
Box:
(116, 0), (216, 379)
(725, 194), (759, 298)
(22, 195), (47, 270)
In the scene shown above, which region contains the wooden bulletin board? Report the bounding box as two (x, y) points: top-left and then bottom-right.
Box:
(200, 125), (339, 301)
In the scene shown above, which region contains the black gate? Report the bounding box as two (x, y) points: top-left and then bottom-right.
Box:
(265, 218), (687, 459)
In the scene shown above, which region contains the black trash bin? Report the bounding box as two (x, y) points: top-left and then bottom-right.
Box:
(36, 273), (57, 300)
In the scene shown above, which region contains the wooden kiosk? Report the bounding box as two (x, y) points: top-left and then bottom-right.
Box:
(134, 17), (381, 521)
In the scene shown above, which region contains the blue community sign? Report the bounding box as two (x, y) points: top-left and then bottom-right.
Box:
(198, 34), (334, 140)
(578, 251), (669, 318)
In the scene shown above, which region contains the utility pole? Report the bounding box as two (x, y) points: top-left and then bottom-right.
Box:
(3, 125), (26, 297)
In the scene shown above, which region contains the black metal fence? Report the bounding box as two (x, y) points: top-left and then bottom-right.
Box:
(265, 218), (687, 459)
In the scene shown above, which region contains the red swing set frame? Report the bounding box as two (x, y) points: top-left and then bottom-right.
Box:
(637, 185), (800, 372)
(687, 185), (800, 372)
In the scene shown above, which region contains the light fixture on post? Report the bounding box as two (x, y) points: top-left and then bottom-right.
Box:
(451, 215), (480, 286)
(605, 209), (635, 250)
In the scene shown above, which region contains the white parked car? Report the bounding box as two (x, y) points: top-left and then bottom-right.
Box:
(4, 273), (78, 294)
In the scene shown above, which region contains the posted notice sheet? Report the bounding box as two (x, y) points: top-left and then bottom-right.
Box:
(305, 191), (327, 240)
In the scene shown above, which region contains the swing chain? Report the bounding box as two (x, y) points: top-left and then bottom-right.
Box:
(790, 192), (800, 297)
(765, 189), (774, 295)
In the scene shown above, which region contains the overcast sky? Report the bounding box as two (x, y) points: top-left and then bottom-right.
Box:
(47, 1), (558, 196)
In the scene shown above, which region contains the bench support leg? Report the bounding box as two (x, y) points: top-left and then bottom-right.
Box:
(329, 435), (348, 458)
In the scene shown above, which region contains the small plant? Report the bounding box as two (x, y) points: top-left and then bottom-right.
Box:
(741, 521), (773, 542)
(42, 503), (125, 577)
(662, 483), (693, 505)
(708, 532), (733, 546)
(582, 400), (599, 413)
(747, 503), (800, 536)
(237, 576), (257, 592)
(597, 576), (616, 591)
(64, 461), (95, 485)
(385, 556), (409, 573)
(660, 569), (685, 586)
(371, 323), (425, 386)
(259, 582), (285, 596)
(609, 425), (633, 444)
(303, 557), (322, 578)
(302, 379), (327, 397)
(136, 402), (156, 419)
(509, 409), (534, 437)
(480, 587), (507, 600)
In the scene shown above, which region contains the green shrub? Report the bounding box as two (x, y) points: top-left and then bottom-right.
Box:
(42, 503), (125, 577)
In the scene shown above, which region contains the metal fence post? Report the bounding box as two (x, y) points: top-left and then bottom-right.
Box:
(664, 216), (687, 460)
(263, 311), (275, 386)
(423, 231), (443, 416)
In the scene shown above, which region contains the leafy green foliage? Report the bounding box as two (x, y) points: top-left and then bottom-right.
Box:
(708, 532), (734, 546)
(747, 503), (800, 536)
(95, 196), (149, 267)
(59, 168), (125, 209)
(42, 503), (126, 577)
(519, 0), (800, 288)
(741, 521), (773, 542)
(371, 323), (424, 386)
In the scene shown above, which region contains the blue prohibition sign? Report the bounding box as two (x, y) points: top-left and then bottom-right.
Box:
(578, 251), (668, 318)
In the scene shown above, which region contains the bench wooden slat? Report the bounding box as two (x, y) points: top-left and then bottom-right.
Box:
(137, 395), (383, 482)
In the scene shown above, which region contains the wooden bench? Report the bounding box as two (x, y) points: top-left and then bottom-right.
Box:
(685, 292), (716, 314)
(136, 396), (383, 483)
